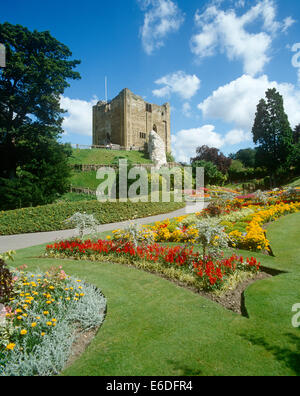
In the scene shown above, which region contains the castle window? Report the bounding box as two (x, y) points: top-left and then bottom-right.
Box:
(140, 132), (146, 139)
(146, 103), (152, 113)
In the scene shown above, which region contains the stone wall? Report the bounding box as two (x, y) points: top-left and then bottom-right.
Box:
(93, 88), (171, 153)
(71, 162), (179, 172)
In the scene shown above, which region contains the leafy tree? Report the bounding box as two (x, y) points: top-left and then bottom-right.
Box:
(191, 145), (232, 174)
(252, 88), (294, 185)
(166, 151), (175, 163)
(192, 160), (225, 186)
(233, 148), (257, 168)
(0, 23), (80, 208)
(290, 142), (300, 175)
(293, 124), (300, 144)
(0, 139), (72, 210)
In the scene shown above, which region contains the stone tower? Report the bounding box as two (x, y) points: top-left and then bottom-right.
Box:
(92, 88), (171, 153)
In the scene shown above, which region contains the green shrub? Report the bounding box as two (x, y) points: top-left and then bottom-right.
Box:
(0, 200), (185, 235)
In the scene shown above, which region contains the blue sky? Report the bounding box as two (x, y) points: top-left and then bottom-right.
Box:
(1, 0), (300, 162)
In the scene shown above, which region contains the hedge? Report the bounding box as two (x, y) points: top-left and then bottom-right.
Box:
(0, 200), (185, 235)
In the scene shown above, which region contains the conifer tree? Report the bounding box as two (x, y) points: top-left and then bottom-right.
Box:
(252, 88), (294, 185)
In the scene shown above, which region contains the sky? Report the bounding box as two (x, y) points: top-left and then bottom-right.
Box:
(1, 0), (300, 163)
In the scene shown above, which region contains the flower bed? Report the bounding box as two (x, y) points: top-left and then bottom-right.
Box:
(0, 265), (106, 376)
(225, 201), (300, 252)
(119, 200), (300, 254)
(45, 239), (261, 292)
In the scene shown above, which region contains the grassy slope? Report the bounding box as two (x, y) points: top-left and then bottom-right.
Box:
(286, 177), (300, 188)
(69, 148), (152, 190)
(70, 170), (99, 190)
(9, 213), (300, 376)
(69, 148), (152, 165)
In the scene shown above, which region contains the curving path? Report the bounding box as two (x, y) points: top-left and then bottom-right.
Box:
(0, 202), (207, 253)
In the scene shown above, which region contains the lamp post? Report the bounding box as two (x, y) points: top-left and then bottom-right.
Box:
(0, 44), (6, 68)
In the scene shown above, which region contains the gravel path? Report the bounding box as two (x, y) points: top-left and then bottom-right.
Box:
(0, 202), (207, 253)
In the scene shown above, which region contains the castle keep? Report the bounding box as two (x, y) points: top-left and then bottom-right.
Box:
(92, 88), (171, 153)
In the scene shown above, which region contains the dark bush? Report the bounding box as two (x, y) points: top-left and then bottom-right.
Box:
(205, 201), (224, 217)
(0, 259), (14, 304)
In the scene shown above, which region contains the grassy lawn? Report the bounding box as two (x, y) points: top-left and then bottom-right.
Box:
(69, 148), (152, 165)
(8, 213), (300, 376)
(70, 170), (99, 190)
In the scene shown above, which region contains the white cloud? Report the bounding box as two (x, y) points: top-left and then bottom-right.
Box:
(153, 71), (201, 100)
(190, 0), (294, 76)
(282, 16), (296, 33)
(171, 124), (253, 163)
(182, 102), (192, 117)
(60, 95), (98, 137)
(172, 125), (224, 163)
(224, 129), (251, 145)
(198, 74), (300, 131)
(138, 0), (184, 55)
(291, 43), (300, 85)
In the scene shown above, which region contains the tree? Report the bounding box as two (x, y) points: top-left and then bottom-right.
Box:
(0, 139), (72, 210)
(233, 148), (257, 168)
(0, 23), (80, 208)
(192, 160), (225, 186)
(191, 145), (232, 174)
(293, 124), (300, 144)
(252, 88), (294, 185)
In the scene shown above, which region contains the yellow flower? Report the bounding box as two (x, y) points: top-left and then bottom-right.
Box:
(31, 322), (37, 328)
(20, 329), (27, 335)
(41, 332), (46, 337)
(43, 311), (49, 315)
(6, 343), (16, 351)
(46, 321), (52, 326)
